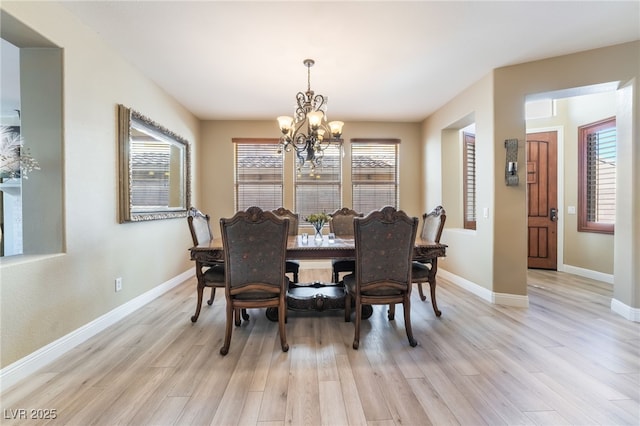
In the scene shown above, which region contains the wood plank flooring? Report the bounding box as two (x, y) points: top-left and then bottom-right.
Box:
(1, 269), (638, 425)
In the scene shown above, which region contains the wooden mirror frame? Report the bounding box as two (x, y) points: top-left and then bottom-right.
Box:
(117, 104), (191, 222)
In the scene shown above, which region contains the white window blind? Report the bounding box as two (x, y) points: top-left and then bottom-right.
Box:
(295, 143), (341, 222)
(234, 139), (283, 212)
(586, 124), (616, 224)
(130, 141), (171, 209)
(351, 139), (399, 214)
(578, 117), (616, 234)
(463, 132), (476, 230)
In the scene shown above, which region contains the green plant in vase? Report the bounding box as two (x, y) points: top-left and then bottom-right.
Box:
(305, 212), (331, 241)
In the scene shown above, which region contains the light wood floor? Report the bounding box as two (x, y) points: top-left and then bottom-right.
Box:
(2, 269), (639, 425)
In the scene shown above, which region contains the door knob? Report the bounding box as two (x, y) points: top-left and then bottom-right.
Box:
(550, 207), (558, 222)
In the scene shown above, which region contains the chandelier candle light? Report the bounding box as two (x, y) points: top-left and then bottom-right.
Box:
(277, 59), (344, 177)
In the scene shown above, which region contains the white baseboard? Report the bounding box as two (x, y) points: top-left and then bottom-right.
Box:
(611, 298), (640, 322)
(0, 269), (194, 393)
(438, 269), (529, 308)
(560, 264), (614, 284)
(493, 292), (530, 308)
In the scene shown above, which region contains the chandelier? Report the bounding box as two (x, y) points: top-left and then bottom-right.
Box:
(277, 59), (344, 176)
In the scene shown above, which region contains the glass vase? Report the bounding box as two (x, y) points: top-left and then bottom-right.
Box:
(313, 221), (324, 241)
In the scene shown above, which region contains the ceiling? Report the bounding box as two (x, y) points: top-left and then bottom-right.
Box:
(27, 2), (640, 122)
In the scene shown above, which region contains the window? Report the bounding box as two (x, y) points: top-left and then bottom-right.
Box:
(295, 143), (341, 221)
(233, 138), (283, 212)
(351, 139), (399, 214)
(578, 117), (616, 234)
(463, 132), (476, 230)
(130, 139), (172, 209)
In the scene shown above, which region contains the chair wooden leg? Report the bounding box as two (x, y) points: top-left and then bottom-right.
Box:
(334, 270), (339, 284)
(344, 292), (352, 322)
(403, 296), (417, 347)
(352, 295), (361, 350)
(429, 281), (441, 317)
(234, 308), (241, 326)
(220, 303), (234, 355)
(417, 282), (427, 301)
(191, 283), (205, 323)
(293, 270), (299, 284)
(278, 294), (289, 352)
(207, 287), (216, 305)
(388, 303), (396, 320)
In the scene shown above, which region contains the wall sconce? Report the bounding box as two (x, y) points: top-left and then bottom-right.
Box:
(504, 138), (519, 186)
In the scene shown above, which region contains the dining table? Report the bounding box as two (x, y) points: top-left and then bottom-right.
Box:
(190, 235), (447, 319)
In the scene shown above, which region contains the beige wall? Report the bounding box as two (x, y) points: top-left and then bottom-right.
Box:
(424, 41), (639, 307)
(422, 73), (496, 293)
(198, 120), (422, 237)
(527, 92), (617, 275)
(0, 2), (199, 368)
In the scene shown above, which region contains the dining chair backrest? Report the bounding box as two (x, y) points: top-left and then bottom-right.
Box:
(188, 207), (213, 246)
(272, 207), (299, 236)
(330, 207), (363, 236)
(420, 206), (446, 243)
(220, 206), (290, 291)
(354, 206), (418, 291)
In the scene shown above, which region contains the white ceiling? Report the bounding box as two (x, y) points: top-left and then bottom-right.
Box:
(43, 1), (640, 122)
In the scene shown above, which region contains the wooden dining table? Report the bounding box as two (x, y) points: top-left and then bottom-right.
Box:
(190, 235), (447, 318)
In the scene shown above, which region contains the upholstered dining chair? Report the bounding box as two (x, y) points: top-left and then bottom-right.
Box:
(272, 207), (300, 283)
(412, 206), (446, 317)
(343, 206), (419, 349)
(219, 206), (290, 355)
(187, 207), (225, 323)
(329, 207), (363, 283)
(188, 207), (248, 323)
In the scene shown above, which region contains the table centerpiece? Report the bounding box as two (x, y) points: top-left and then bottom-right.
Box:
(305, 212), (331, 241)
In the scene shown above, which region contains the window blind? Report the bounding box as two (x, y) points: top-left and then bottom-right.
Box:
(295, 143), (341, 222)
(586, 127), (616, 224)
(131, 141), (171, 209)
(463, 132), (476, 230)
(578, 117), (616, 234)
(234, 141), (283, 212)
(351, 140), (399, 214)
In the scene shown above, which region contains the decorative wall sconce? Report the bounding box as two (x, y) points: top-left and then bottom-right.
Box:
(504, 138), (519, 186)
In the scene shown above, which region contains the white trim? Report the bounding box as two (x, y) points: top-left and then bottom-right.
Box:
(493, 292), (530, 308)
(0, 269), (194, 393)
(439, 269), (529, 308)
(561, 264), (614, 284)
(439, 269), (493, 302)
(611, 298), (640, 322)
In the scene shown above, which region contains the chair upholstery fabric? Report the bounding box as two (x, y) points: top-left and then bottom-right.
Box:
(412, 205), (446, 316)
(329, 207), (363, 283)
(343, 206), (419, 349)
(219, 206), (290, 355)
(272, 207), (300, 283)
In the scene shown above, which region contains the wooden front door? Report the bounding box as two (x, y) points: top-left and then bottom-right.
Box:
(527, 131), (558, 269)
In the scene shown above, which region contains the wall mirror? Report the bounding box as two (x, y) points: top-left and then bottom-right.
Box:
(118, 104), (191, 222)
